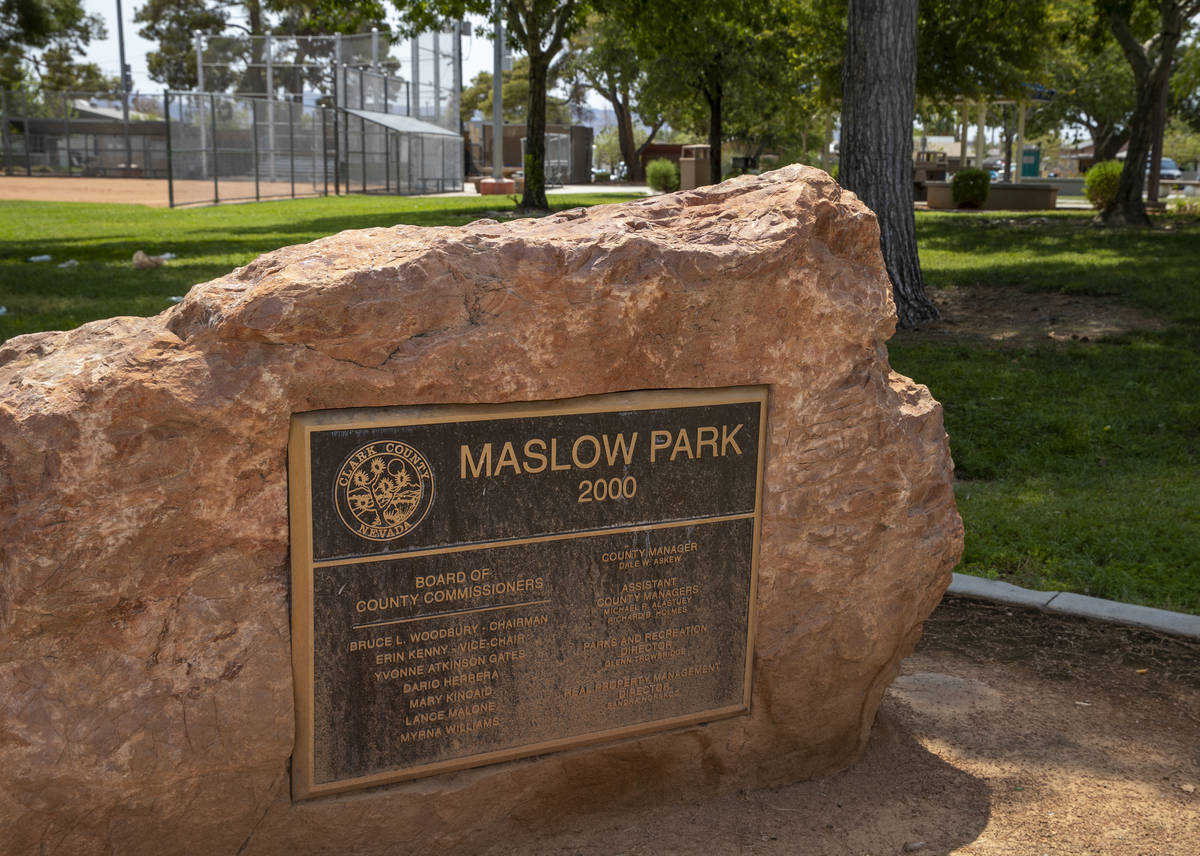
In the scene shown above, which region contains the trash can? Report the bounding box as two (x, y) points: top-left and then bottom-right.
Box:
(679, 144), (711, 191)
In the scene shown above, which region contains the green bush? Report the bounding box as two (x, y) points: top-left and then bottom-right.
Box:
(951, 168), (991, 209)
(1084, 160), (1123, 209)
(646, 158), (680, 193)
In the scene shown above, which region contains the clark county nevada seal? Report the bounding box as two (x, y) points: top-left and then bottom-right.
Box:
(333, 440), (435, 541)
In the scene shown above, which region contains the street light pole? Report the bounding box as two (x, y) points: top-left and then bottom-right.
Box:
(492, 0), (502, 180)
(115, 0), (133, 171)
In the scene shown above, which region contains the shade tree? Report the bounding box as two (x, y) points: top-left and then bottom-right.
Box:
(1096, 0), (1200, 225)
(392, 1), (587, 211)
(1, 0), (109, 90)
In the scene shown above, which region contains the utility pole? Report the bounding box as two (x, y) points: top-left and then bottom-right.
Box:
(492, 0), (503, 180)
(115, 0), (133, 170)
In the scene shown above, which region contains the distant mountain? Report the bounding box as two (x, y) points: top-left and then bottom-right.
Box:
(577, 104), (618, 131)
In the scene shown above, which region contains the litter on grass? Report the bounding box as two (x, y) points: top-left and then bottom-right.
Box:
(27, 254), (51, 262)
(132, 250), (166, 269)
(57, 259), (79, 268)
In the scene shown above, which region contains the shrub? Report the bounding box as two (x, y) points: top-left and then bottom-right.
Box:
(1084, 160), (1123, 209)
(646, 158), (680, 193)
(951, 168), (991, 209)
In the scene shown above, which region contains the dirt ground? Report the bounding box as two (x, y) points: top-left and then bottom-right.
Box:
(487, 597), (1200, 856)
(0, 175), (304, 207)
(891, 284), (1166, 347)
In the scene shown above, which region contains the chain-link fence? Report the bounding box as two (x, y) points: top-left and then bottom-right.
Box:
(197, 32), (378, 99)
(342, 68), (410, 117)
(1, 28), (464, 205)
(399, 27), (460, 132)
(522, 132), (572, 187)
(166, 92), (333, 206)
(1, 90), (168, 176)
(196, 27), (460, 130)
(342, 109), (463, 195)
(165, 95), (462, 206)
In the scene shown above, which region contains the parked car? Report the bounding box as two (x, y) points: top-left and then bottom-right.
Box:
(1159, 157), (1183, 181)
(1117, 153), (1183, 181)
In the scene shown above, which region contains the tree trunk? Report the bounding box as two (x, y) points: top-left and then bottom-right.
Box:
(521, 51), (551, 211)
(615, 99), (641, 182)
(839, 0), (937, 328)
(1092, 123), (1129, 163)
(1002, 105), (1013, 181)
(1103, 67), (1158, 226)
(705, 71), (723, 186)
(243, 0), (267, 96)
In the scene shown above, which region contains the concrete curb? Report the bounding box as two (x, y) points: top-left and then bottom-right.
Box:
(947, 573), (1200, 640)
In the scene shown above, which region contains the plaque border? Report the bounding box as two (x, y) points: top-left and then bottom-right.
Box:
(288, 386), (768, 800)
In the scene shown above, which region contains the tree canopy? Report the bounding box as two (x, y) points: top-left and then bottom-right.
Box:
(1095, 0), (1200, 225)
(1, 0), (109, 90)
(460, 55), (572, 124)
(915, 0), (1052, 101)
(390, 1), (587, 210)
(135, 0), (391, 91)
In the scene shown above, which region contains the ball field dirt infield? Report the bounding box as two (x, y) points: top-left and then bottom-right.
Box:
(0, 175), (317, 207)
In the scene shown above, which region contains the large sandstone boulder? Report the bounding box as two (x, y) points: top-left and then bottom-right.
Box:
(0, 165), (961, 855)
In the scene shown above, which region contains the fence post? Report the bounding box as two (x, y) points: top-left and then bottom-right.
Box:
(1, 90), (9, 175)
(334, 33), (343, 108)
(62, 93), (71, 175)
(432, 29), (441, 124)
(333, 105), (341, 196)
(411, 33), (421, 120)
(266, 33), (276, 183)
(210, 93), (219, 204)
(164, 91), (175, 207)
(23, 92), (31, 176)
(196, 31), (208, 180)
(252, 99), (261, 201)
(288, 99), (295, 199)
(452, 21), (462, 139)
(116, 0), (133, 170)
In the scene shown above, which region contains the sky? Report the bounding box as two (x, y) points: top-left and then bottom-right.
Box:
(80, 2), (500, 94)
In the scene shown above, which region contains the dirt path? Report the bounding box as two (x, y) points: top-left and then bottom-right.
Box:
(485, 597), (1199, 855)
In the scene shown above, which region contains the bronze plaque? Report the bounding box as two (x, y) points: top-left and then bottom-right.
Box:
(288, 387), (766, 799)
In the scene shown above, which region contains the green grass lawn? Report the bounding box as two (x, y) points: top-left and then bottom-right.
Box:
(0, 193), (641, 341)
(1, 198), (1197, 614)
(890, 211), (1200, 614)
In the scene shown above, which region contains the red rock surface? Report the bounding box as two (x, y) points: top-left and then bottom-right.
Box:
(0, 165), (961, 855)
